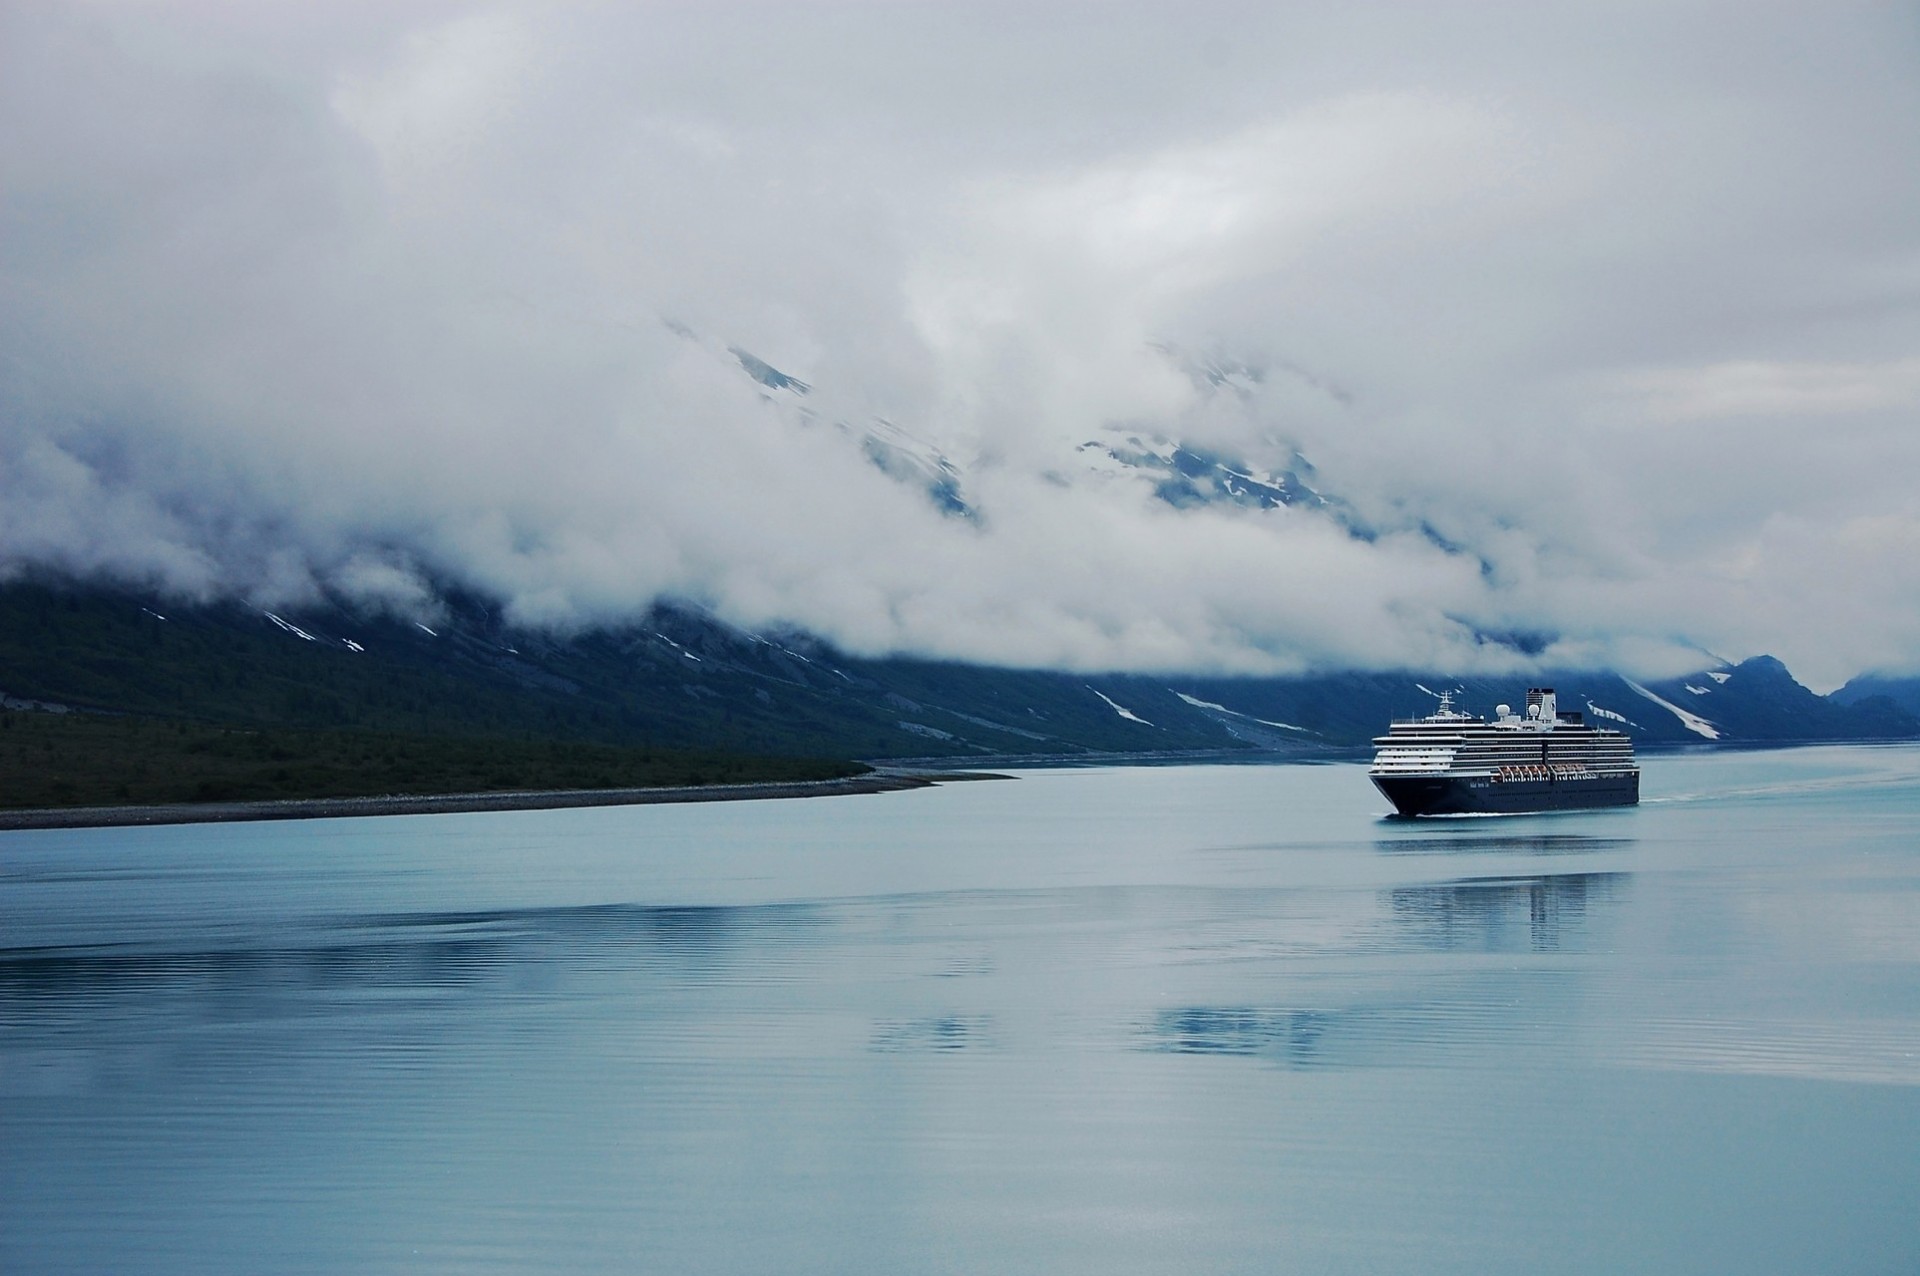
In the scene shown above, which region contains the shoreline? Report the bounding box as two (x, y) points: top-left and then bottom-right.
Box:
(9, 737), (1897, 833)
(0, 771), (1010, 832)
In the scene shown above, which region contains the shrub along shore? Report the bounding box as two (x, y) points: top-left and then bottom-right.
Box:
(0, 709), (892, 827)
(0, 772), (947, 831)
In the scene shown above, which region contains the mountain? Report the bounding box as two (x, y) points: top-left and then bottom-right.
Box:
(1074, 435), (1330, 514)
(704, 332), (980, 521)
(858, 418), (975, 520)
(1631, 655), (1919, 741)
(4, 580), (1912, 763)
(1171, 656), (1920, 749)
(700, 326), (1350, 530)
(0, 580), (1254, 762)
(1830, 673), (1920, 720)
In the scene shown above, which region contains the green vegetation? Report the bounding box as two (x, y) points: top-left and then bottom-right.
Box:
(0, 580), (1254, 766)
(0, 580), (971, 759)
(0, 710), (863, 810)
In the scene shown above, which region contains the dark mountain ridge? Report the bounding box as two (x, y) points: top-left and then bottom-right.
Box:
(1831, 673), (1920, 720)
(4, 578), (1913, 766)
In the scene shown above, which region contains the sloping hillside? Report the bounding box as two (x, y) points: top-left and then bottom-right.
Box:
(3, 580), (1912, 776)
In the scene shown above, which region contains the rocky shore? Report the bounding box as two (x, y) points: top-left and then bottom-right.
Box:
(0, 770), (1005, 832)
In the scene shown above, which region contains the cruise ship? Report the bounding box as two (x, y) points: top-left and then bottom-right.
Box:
(1369, 687), (1640, 816)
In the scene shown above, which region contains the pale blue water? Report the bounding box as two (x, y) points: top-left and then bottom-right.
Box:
(4, 745), (1918, 1275)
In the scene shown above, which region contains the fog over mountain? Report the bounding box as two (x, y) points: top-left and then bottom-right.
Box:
(4, 3), (1918, 689)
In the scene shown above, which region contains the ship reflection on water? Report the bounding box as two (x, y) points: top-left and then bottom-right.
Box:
(1385, 870), (1627, 953)
(1374, 831), (1634, 857)
(1146, 868), (1629, 1066)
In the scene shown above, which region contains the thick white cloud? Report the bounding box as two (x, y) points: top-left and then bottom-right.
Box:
(3, 2), (1917, 688)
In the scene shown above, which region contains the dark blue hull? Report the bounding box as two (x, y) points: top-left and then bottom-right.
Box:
(1371, 771), (1639, 817)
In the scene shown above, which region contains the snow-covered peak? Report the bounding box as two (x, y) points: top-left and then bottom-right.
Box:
(1148, 342), (1267, 399)
(854, 417), (974, 519)
(1076, 432), (1326, 513)
(729, 346), (811, 395)
(716, 331), (977, 520)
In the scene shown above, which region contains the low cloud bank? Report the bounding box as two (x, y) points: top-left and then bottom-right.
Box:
(4, 4), (1918, 689)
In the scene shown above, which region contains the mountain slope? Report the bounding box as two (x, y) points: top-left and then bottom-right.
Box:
(0, 581), (1252, 760)
(3, 580), (1912, 761)
(1830, 673), (1920, 720)
(1171, 657), (1918, 748)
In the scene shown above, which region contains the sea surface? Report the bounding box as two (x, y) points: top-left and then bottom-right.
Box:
(4, 745), (1919, 1275)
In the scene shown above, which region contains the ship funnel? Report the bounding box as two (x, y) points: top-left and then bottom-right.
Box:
(1526, 687), (1558, 724)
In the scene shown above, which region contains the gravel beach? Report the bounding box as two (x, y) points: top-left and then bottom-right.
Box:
(0, 771), (1003, 831)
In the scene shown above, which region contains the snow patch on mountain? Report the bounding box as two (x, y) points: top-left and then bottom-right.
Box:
(729, 346), (811, 395)
(1625, 678), (1721, 739)
(854, 418), (974, 519)
(264, 611), (318, 642)
(1088, 687), (1153, 726)
(1074, 434), (1324, 514)
(690, 322), (979, 521)
(694, 323), (1371, 535)
(1173, 691), (1307, 731)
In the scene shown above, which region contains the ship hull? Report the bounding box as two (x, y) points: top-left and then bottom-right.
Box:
(1371, 771), (1639, 817)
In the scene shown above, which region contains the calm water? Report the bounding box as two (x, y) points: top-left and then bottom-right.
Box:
(4, 746), (1919, 1274)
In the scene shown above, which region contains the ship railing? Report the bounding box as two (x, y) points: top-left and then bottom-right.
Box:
(1491, 762), (1636, 783)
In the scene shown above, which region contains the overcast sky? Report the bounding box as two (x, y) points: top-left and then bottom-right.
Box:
(3, 2), (1918, 688)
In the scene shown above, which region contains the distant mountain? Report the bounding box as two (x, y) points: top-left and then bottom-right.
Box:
(858, 418), (974, 520)
(727, 345), (812, 395)
(4, 580), (1912, 762)
(700, 331), (979, 521)
(701, 326), (1355, 530)
(1830, 673), (1920, 720)
(1151, 654), (1918, 749)
(1631, 655), (1918, 741)
(1074, 343), (1343, 518)
(1074, 435), (1330, 514)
